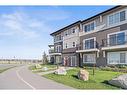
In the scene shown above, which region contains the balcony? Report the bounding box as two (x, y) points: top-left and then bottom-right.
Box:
(49, 49), (55, 54)
(102, 35), (127, 50)
(49, 49), (62, 56)
(76, 41), (99, 53)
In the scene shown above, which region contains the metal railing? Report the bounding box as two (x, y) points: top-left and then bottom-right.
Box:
(102, 36), (127, 47)
(76, 41), (99, 50)
(49, 49), (62, 54)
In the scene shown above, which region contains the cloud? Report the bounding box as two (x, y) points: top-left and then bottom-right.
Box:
(25, 6), (70, 21)
(0, 11), (51, 39)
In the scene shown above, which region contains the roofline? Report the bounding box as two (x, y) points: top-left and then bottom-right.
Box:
(81, 5), (122, 23)
(50, 5), (123, 36)
(50, 20), (81, 36)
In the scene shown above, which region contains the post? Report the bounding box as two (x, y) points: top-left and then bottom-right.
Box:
(93, 63), (95, 75)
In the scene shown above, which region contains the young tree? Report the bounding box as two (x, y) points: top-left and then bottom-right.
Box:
(42, 52), (49, 64)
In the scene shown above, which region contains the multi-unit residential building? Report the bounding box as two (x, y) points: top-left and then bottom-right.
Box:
(49, 5), (127, 67)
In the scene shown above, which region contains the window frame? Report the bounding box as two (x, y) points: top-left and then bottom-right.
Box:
(107, 31), (126, 46)
(108, 10), (126, 26)
(83, 21), (96, 32)
(83, 37), (96, 49)
(83, 53), (96, 63)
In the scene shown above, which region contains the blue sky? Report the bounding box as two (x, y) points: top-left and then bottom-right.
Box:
(0, 6), (114, 59)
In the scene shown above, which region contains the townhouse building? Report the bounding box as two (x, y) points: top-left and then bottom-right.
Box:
(49, 5), (127, 67)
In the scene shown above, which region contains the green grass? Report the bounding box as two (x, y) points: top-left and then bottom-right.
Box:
(43, 68), (123, 89)
(29, 64), (57, 73)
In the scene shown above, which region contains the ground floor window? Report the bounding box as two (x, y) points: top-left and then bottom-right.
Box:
(107, 51), (127, 64)
(83, 53), (96, 63)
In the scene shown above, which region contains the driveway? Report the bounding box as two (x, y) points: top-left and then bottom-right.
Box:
(0, 64), (73, 89)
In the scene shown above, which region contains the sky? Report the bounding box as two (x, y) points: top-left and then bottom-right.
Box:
(0, 5), (114, 59)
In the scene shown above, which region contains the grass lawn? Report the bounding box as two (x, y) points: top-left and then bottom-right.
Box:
(43, 68), (123, 89)
(29, 64), (57, 73)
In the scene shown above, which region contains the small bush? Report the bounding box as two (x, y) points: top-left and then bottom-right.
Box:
(83, 63), (96, 67)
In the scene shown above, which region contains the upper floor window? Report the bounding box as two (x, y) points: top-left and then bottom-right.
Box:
(54, 35), (62, 42)
(55, 45), (62, 52)
(65, 43), (68, 48)
(72, 29), (76, 33)
(108, 32), (125, 46)
(83, 38), (96, 49)
(108, 11), (126, 25)
(84, 22), (95, 32)
(73, 42), (75, 47)
(65, 31), (68, 36)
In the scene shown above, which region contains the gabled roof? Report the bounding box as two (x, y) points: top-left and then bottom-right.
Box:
(50, 20), (81, 36)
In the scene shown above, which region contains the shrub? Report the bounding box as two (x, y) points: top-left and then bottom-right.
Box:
(83, 63), (96, 67)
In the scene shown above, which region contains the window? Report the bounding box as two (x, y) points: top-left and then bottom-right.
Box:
(84, 38), (95, 49)
(109, 32), (125, 46)
(73, 42), (75, 47)
(65, 31), (68, 36)
(108, 52), (126, 64)
(109, 11), (126, 25)
(72, 29), (75, 33)
(120, 53), (126, 63)
(83, 54), (96, 63)
(54, 35), (62, 42)
(120, 11), (126, 21)
(55, 45), (61, 52)
(65, 43), (67, 48)
(84, 22), (95, 32)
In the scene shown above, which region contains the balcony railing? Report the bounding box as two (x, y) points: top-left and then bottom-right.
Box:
(49, 49), (62, 54)
(102, 36), (127, 47)
(76, 41), (99, 50)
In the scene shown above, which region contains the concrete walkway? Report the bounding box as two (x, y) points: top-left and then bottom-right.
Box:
(0, 65), (74, 90)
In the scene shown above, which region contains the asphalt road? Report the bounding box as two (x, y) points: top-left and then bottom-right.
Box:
(0, 64), (73, 90)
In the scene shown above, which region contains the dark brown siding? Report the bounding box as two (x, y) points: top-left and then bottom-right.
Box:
(62, 48), (76, 53)
(79, 23), (127, 66)
(120, 23), (127, 31)
(80, 26), (121, 49)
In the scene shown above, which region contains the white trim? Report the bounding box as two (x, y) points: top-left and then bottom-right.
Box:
(83, 53), (96, 63)
(102, 44), (127, 50)
(54, 40), (62, 43)
(49, 53), (62, 56)
(107, 51), (127, 64)
(83, 21), (96, 33)
(107, 9), (126, 27)
(76, 48), (99, 53)
(107, 30), (127, 47)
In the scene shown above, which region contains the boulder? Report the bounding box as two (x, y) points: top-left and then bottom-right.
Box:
(108, 74), (127, 89)
(42, 67), (48, 71)
(35, 64), (42, 69)
(54, 67), (67, 75)
(77, 69), (89, 81)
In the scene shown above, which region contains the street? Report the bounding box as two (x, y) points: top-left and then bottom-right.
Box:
(0, 64), (73, 89)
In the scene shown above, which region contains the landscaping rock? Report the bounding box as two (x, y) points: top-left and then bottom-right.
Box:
(77, 69), (89, 81)
(35, 64), (42, 69)
(54, 67), (67, 75)
(108, 74), (127, 89)
(42, 67), (48, 71)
